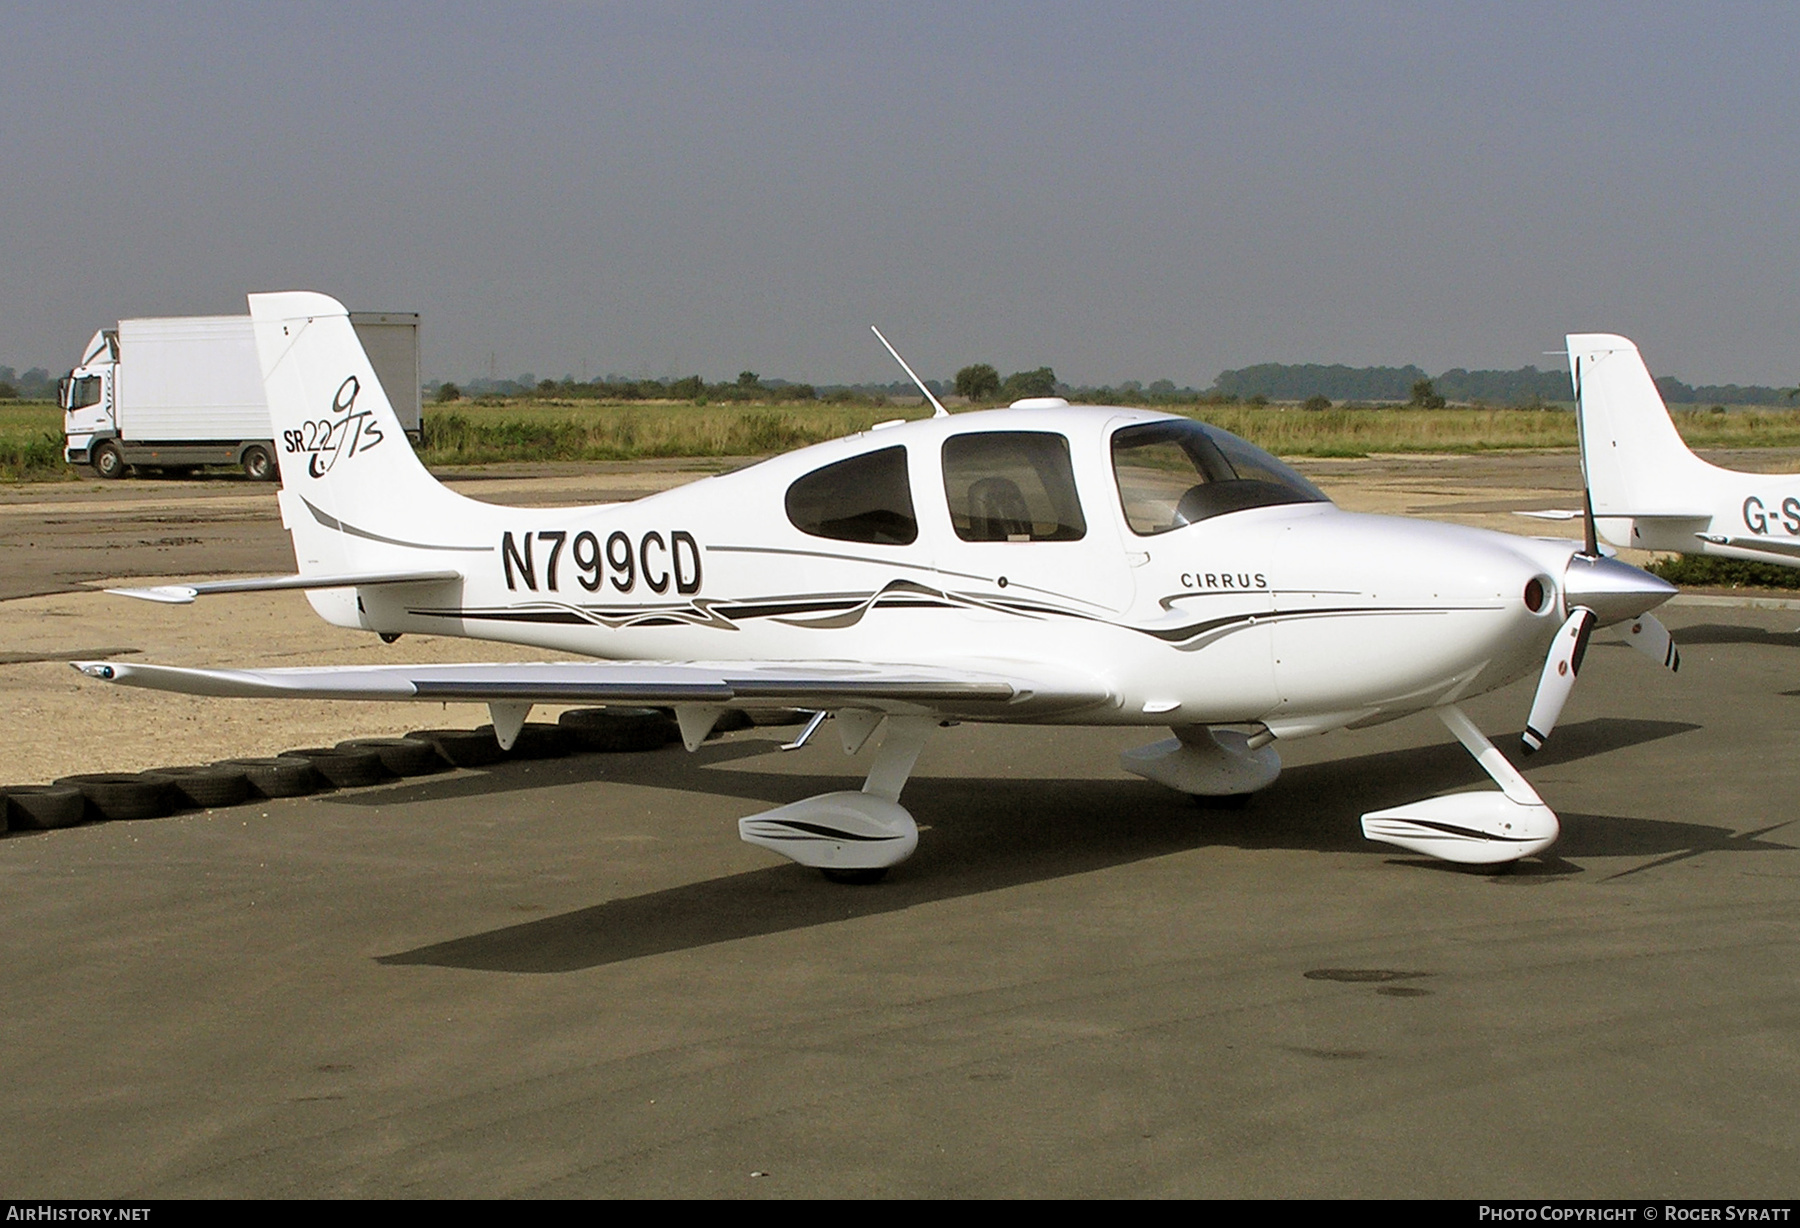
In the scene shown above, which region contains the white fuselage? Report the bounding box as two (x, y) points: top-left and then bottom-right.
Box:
(305, 407), (1570, 732)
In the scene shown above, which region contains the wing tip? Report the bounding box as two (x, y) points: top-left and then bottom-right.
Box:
(105, 585), (198, 605)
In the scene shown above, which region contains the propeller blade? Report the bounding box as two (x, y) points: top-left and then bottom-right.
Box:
(1522, 605), (1596, 754)
(1621, 611), (1681, 673)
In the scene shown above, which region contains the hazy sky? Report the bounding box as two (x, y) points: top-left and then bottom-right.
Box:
(5, 2), (1797, 386)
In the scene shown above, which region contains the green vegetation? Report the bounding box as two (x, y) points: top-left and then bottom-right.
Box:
(411, 397), (1800, 468)
(0, 366), (56, 401)
(1196, 404), (1576, 456)
(0, 402), (74, 481)
(413, 398), (1564, 466)
(1211, 362), (1800, 407)
(416, 399), (931, 466)
(1646, 554), (1800, 591)
(453, 371), (867, 407)
(8, 392), (1800, 484)
(1000, 367), (1058, 401)
(954, 363), (1000, 401)
(1409, 379), (1447, 410)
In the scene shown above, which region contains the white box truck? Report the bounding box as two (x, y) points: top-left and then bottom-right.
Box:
(60, 311), (420, 480)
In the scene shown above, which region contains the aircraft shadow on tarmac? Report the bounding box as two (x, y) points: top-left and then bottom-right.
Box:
(1667, 621), (1800, 649)
(365, 715), (1791, 975)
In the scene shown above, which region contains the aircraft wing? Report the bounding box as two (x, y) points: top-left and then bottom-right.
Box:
(71, 658), (1113, 720)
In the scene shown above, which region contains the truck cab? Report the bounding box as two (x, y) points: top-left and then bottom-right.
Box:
(60, 329), (120, 474)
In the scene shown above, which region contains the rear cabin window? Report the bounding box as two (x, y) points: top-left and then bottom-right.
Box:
(941, 432), (1086, 542)
(785, 446), (918, 545)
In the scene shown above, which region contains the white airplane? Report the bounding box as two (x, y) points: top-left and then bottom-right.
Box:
(1568, 332), (1800, 575)
(74, 293), (1681, 877)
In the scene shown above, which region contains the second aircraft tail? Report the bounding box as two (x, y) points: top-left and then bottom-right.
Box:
(1566, 333), (1711, 520)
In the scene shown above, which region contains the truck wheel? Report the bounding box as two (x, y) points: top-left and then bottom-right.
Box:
(242, 445), (276, 482)
(92, 441), (126, 480)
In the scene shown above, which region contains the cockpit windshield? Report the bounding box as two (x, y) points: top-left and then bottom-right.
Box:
(1110, 418), (1330, 536)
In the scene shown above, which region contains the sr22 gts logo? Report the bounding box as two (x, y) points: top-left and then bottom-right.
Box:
(503, 529), (703, 595)
(281, 375), (384, 478)
(1742, 495), (1800, 536)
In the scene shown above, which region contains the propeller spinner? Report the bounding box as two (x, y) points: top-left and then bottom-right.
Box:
(1519, 493), (1679, 755)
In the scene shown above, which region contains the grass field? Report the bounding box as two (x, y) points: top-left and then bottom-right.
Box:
(0, 403), (72, 482)
(417, 398), (1800, 465)
(8, 397), (1800, 481)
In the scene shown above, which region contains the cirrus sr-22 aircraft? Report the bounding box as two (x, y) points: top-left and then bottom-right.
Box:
(77, 293), (1681, 878)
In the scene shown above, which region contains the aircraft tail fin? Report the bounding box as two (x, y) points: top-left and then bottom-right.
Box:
(1565, 333), (1710, 519)
(249, 292), (480, 627)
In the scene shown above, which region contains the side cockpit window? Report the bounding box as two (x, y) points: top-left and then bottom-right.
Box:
(1112, 419), (1329, 535)
(942, 431), (1086, 542)
(785, 445), (918, 545)
(65, 376), (103, 411)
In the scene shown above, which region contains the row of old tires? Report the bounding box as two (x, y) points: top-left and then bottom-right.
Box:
(0, 705), (749, 834)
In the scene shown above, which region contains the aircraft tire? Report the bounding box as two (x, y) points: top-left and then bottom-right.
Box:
(337, 737), (451, 776)
(280, 747), (390, 788)
(1, 785), (87, 830)
(219, 757), (327, 798)
(712, 709), (756, 736)
(55, 773), (174, 821)
(557, 707), (678, 752)
(744, 707), (811, 728)
(141, 765), (252, 809)
(475, 722), (574, 759)
(405, 729), (506, 768)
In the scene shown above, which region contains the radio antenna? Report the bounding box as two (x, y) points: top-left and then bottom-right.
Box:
(870, 326), (948, 417)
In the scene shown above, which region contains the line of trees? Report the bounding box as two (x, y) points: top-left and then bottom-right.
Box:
(1653, 375), (1795, 406)
(425, 359), (1800, 409)
(954, 364), (1058, 402)
(5, 353), (1760, 410)
(1213, 363), (1580, 405)
(0, 366), (56, 401)
(6, 343), (1792, 408)
(1214, 363), (1798, 407)
(431, 370), (930, 406)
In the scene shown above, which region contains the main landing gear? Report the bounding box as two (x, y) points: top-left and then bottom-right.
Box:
(734, 712), (935, 883)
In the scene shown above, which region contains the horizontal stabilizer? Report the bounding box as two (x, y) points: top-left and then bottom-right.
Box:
(72, 658), (1111, 716)
(106, 569), (462, 605)
(1696, 533), (1800, 560)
